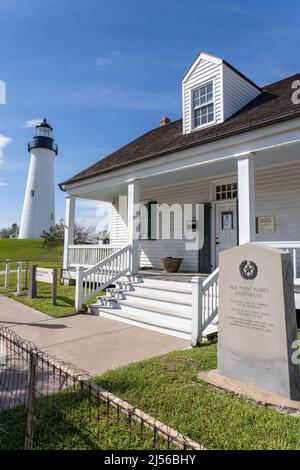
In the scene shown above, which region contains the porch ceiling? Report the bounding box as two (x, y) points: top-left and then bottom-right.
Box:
(76, 141), (300, 201)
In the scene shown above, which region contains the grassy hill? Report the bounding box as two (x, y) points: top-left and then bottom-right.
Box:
(0, 239), (63, 269)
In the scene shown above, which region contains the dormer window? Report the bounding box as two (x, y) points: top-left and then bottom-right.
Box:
(192, 81), (214, 129)
(183, 52), (261, 134)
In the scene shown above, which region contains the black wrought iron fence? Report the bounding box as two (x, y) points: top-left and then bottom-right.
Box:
(0, 326), (203, 451)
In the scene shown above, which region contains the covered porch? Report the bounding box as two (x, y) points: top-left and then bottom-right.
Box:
(60, 120), (300, 342)
(63, 139), (300, 283)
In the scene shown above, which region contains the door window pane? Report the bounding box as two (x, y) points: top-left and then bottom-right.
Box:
(216, 183), (238, 201)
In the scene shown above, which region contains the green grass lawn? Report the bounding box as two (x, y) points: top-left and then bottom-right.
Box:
(0, 239), (73, 317)
(93, 342), (300, 450)
(0, 239), (63, 270)
(0, 387), (172, 451)
(2, 342), (300, 450)
(0, 271), (77, 318)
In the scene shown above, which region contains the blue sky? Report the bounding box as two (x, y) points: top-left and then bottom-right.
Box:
(1, 0), (300, 231)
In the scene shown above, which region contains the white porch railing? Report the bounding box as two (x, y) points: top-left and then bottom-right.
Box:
(75, 245), (132, 311)
(258, 242), (300, 286)
(68, 245), (124, 268)
(191, 268), (219, 346)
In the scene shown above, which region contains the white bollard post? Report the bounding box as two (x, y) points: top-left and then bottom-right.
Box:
(5, 259), (11, 289)
(191, 276), (204, 347)
(17, 261), (23, 296)
(75, 267), (84, 312)
(0, 339), (6, 366)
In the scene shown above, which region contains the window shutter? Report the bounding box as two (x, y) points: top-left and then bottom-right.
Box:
(198, 203), (212, 274)
(140, 201), (157, 240)
(140, 203), (149, 240)
(148, 201), (157, 240)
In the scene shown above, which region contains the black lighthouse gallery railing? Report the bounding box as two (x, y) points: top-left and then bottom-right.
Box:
(28, 137), (58, 155)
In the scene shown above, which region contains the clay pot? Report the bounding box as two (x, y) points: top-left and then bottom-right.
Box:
(160, 257), (183, 273)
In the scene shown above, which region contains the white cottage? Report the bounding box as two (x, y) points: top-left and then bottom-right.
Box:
(60, 52), (300, 344)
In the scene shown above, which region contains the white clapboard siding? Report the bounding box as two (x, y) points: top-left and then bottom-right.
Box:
(256, 163), (300, 242)
(222, 64), (260, 120)
(256, 162), (300, 275)
(140, 180), (210, 272)
(183, 57), (223, 134)
(111, 196), (128, 247)
(140, 202), (149, 240)
(110, 162), (300, 273)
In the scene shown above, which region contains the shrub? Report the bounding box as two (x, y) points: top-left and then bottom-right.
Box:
(41, 220), (98, 248)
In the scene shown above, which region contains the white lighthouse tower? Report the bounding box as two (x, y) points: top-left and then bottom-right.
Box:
(19, 119), (58, 239)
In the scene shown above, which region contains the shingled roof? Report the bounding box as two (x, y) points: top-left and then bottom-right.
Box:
(61, 73), (300, 187)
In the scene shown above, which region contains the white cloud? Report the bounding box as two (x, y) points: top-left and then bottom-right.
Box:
(0, 80), (6, 105)
(22, 118), (42, 128)
(0, 135), (12, 190)
(95, 51), (126, 69)
(0, 134), (12, 164)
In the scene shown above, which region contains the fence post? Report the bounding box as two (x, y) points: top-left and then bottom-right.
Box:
(0, 337), (6, 366)
(191, 276), (203, 347)
(75, 267), (84, 312)
(24, 351), (37, 450)
(293, 249), (297, 281)
(4, 259), (10, 289)
(17, 261), (23, 296)
(52, 268), (57, 305)
(25, 260), (29, 290)
(28, 265), (37, 299)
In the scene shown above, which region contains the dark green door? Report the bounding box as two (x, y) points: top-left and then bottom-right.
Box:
(198, 203), (212, 274)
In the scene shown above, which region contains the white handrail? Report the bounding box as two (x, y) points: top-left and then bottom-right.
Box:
(68, 245), (124, 249)
(192, 268), (219, 346)
(75, 245), (132, 311)
(68, 245), (124, 268)
(203, 267), (220, 287)
(202, 268), (219, 332)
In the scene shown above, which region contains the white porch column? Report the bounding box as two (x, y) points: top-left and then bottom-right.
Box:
(237, 154), (256, 245)
(63, 195), (76, 269)
(127, 180), (141, 274)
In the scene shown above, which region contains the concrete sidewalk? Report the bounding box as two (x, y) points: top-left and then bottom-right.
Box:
(0, 295), (189, 376)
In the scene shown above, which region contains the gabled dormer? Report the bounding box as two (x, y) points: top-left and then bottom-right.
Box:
(182, 52), (261, 134)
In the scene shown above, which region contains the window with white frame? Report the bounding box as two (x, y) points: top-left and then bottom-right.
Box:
(215, 182), (238, 200)
(192, 82), (214, 128)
